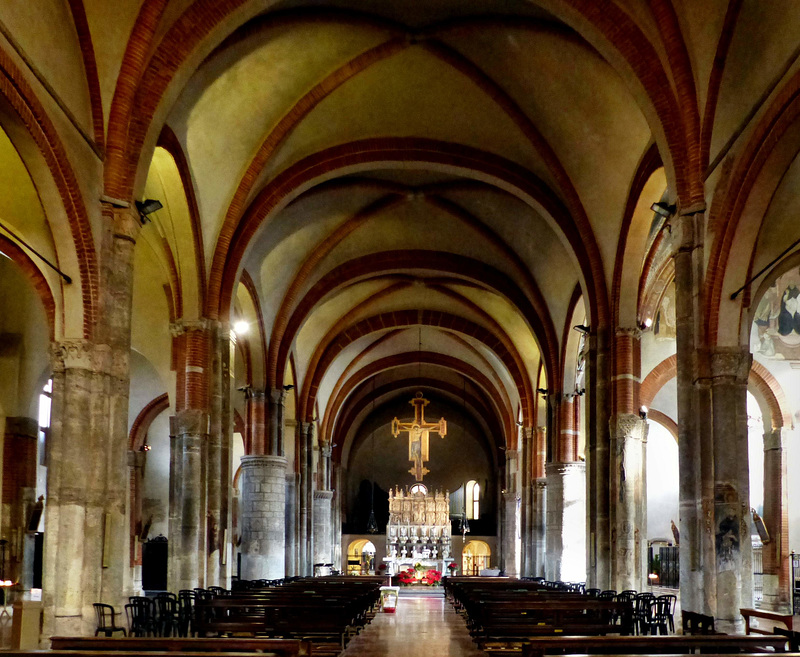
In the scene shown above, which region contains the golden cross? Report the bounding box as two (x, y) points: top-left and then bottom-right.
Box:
(391, 392), (447, 481)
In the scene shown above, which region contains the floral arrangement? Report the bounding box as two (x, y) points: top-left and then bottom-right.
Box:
(447, 562), (458, 575)
(396, 567), (443, 586)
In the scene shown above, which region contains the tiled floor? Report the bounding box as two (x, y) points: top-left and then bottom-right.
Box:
(342, 593), (485, 656)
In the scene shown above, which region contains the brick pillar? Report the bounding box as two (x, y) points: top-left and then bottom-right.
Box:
(532, 426), (547, 577)
(2, 416), (38, 586)
(268, 388), (286, 456)
(761, 427), (790, 612)
(545, 461), (586, 582)
(239, 455), (287, 579)
(246, 390), (266, 455)
(711, 347), (752, 633)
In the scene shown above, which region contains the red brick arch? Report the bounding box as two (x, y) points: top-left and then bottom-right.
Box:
(640, 355), (791, 430)
(272, 250), (558, 394)
(300, 309), (532, 428)
(324, 352), (515, 453)
(213, 138), (606, 333)
(0, 234), (56, 338)
(0, 44), (97, 337)
(128, 392), (170, 450)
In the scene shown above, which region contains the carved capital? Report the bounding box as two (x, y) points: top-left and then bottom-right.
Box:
(611, 413), (647, 441)
(169, 318), (210, 337)
(270, 388), (287, 406)
(111, 207), (141, 242)
(53, 339), (94, 372)
(615, 326), (642, 340)
(710, 346), (751, 383)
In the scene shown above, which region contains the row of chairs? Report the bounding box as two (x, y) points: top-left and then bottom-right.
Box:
(522, 580), (677, 635)
(95, 587), (230, 637)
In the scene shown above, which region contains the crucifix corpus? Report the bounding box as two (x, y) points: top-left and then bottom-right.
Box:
(391, 392), (447, 481)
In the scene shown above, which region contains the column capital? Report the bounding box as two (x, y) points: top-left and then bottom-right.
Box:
(169, 318), (212, 337)
(615, 326), (642, 340)
(270, 388), (287, 405)
(546, 461), (586, 477)
(314, 490), (334, 501)
(299, 421), (314, 436)
(710, 346), (751, 383)
(170, 409), (210, 436)
(611, 413), (648, 440)
(320, 442), (332, 458)
(51, 340), (127, 377)
(3, 416), (38, 437)
(240, 454), (287, 470)
(763, 427), (786, 451)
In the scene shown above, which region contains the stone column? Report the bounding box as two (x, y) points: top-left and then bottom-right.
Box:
(673, 206), (715, 616)
(268, 389), (286, 456)
(761, 427), (790, 612)
(43, 203), (138, 636)
(285, 474), (297, 576)
(169, 409), (208, 591)
(313, 490), (333, 567)
(501, 449), (521, 577)
(206, 321), (231, 587)
(545, 462), (586, 582)
(239, 455), (287, 579)
(710, 347), (752, 633)
(532, 479), (547, 578)
(586, 327), (611, 589)
(520, 427), (533, 576)
(610, 414), (648, 592)
(2, 417), (38, 587)
(128, 449), (144, 591)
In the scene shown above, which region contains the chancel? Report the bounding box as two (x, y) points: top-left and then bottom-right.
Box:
(2, 0), (800, 652)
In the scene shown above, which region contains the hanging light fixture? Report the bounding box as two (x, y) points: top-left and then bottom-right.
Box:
(366, 378), (379, 534)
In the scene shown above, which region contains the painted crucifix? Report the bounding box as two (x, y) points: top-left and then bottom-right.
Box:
(391, 392), (447, 481)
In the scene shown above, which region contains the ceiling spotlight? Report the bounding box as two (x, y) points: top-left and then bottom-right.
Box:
(135, 198), (163, 224)
(639, 405), (648, 420)
(573, 324), (590, 335)
(650, 201), (676, 218)
(233, 320), (249, 335)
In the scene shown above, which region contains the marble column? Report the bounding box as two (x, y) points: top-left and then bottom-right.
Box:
(711, 347), (752, 633)
(545, 462), (586, 582)
(239, 455), (287, 579)
(313, 490), (333, 567)
(610, 414), (648, 592)
(761, 427), (790, 612)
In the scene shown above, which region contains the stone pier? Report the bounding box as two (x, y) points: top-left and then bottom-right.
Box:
(313, 490), (333, 566)
(545, 462), (586, 582)
(239, 455), (287, 579)
(761, 427), (790, 612)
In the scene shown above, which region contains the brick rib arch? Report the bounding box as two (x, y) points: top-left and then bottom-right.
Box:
(705, 65), (800, 346)
(0, 234), (56, 338)
(213, 138), (605, 335)
(272, 250), (558, 395)
(301, 310), (532, 428)
(0, 44), (97, 337)
(128, 392), (170, 450)
(640, 355), (791, 431)
(324, 352), (515, 453)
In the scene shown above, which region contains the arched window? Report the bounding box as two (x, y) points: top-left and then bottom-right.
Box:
(466, 479), (480, 520)
(409, 483), (427, 496)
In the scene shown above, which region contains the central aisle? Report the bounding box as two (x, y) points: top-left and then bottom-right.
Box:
(342, 592), (486, 656)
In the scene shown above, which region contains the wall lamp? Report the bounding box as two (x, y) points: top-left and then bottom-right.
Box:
(135, 199), (163, 224)
(650, 201), (676, 217)
(638, 317), (653, 331)
(536, 388), (548, 396)
(283, 384), (295, 391)
(573, 324), (590, 335)
(639, 405), (648, 420)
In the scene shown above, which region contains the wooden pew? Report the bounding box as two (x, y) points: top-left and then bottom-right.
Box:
(50, 637), (311, 656)
(516, 634), (790, 657)
(740, 607), (794, 635)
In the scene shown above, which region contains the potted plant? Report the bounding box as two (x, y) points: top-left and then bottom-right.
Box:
(447, 562), (458, 576)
